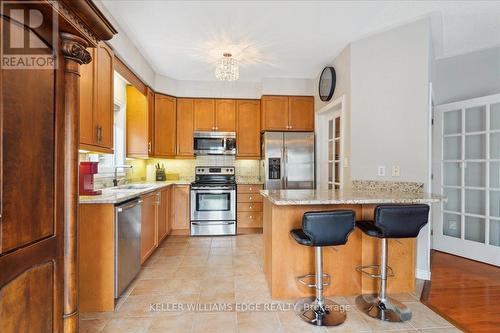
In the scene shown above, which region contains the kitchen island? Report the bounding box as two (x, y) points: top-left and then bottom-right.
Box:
(260, 189), (443, 300)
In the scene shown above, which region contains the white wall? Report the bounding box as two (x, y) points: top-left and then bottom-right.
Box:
(261, 78), (315, 96)
(433, 46), (500, 105)
(349, 19), (432, 279)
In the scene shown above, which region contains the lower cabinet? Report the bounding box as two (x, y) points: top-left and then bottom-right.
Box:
(237, 184), (263, 231)
(157, 187), (170, 244)
(171, 185), (191, 234)
(141, 192), (158, 264)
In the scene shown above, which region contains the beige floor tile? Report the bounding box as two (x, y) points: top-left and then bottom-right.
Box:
(165, 235), (190, 243)
(130, 278), (171, 296)
(179, 254), (209, 267)
(147, 313), (195, 333)
(406, 302), (453, 329)
(207, 254), (233, 266)
(79, 311), (115, 320)
(185, 247), (211, 256)
(79, 318), (109, 333)
(153, 246), (185, 257)
(233, 246), (257, 255)
(102, 317), (153, 333)
(210, 247), (232, 256)
(237, 311), (283, 333)
(278, 310), (329, 333)
(325, 309), (372, 333)
(420, 327), (463, 333)
(192, 312), (237, 333)
(174, 266), (205, 280)
(354, 307), (414, 331)
(137, 266), (177, 280)
(389, 292), (420, 303)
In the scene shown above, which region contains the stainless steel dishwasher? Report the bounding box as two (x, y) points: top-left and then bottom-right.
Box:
(115, 198), (142, 299)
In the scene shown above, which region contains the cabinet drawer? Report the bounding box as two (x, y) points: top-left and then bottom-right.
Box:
(237, 193), (263, 203)
(237, 184), (263, 194)
(237, 202), (263, 212)
(237, 212), (263, 228)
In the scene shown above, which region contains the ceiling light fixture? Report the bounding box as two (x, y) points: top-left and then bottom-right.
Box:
(215, 52), (239, 81)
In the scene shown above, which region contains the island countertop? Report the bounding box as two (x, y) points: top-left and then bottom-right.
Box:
(260, 189), (444, 206)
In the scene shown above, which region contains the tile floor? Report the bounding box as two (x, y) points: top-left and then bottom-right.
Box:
(80, 234), (461, 333)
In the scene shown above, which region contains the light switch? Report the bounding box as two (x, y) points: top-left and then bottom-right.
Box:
(377, 166), (386, 177)
(392, 165), (400, 177)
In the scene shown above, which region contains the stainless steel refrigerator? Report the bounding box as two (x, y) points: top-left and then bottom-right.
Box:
(261, 132), (315, 190)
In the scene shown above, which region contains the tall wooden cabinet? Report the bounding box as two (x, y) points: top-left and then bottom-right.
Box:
(177, 98), (194, 157)
(79, 42), (114, 153)
(193, 98), (236, 132)
(141, 192), (157, 264)
(154, 94), (176, 157)
(193, 99), (216, 131)
(261, 95), (314, 131)
(236, 100), (261, 159)
(157, 187), (171, 243)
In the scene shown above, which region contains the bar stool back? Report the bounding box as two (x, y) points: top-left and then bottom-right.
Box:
(290, 210), (355, 326)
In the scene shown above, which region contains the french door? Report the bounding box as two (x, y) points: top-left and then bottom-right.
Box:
(433, 94), (500, 266)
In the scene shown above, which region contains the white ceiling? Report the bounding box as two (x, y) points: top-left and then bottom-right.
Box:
(102, 0), (500, 82)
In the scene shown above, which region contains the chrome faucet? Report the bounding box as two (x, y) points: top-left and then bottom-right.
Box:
(113, 165), (133, 187)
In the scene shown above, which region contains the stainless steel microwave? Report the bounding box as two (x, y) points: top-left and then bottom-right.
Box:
(193, 131), (236, 155)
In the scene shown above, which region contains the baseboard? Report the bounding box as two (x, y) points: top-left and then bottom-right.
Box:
(416, 269), (431, 280)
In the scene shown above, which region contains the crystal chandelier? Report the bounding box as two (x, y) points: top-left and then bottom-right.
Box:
(215, 52), (239, 81)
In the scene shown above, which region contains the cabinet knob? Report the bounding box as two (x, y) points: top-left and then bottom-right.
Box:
(249, 188), (252, 191)
(249, 215), (253, 219)
(249, 196), (252, 200)
(249, 206), (252, 209)
(148, 141), (152, 152)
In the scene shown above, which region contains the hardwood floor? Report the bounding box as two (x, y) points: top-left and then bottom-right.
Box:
(422, 250), (500, 333)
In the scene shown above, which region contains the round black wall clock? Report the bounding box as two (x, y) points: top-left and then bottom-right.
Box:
(318, 66), (336, 102)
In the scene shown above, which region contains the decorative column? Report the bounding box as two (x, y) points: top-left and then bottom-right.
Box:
(60, 32), (91, 333)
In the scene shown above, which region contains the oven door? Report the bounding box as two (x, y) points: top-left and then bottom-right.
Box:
(190, 189), (236, 221)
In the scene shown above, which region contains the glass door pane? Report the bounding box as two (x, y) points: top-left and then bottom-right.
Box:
(490, 103), (500, 130)
(444, 136), (461, 160)
(444, 109), (462, 134)
(464, 216), (485, 243)
(465, 106), (486, 132)
(443, 213), (461, 238)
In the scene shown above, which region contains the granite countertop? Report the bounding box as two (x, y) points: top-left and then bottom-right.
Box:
(79, 180), (191, 205)
(260, 189), (445, 206)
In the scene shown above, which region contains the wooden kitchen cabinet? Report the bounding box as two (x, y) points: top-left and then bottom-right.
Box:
(156, 187), (170, 244)
(154, 94), (176, 157)
(215, 99), (236, 131)
(289, 96), (314, 131)
(126, 86), (154, 158)
(141, 192), (157, 263)
(194, 99), (215, 131)
(237, 184), (264, 231)
(261, 95), (314, 131)
(236, 100), (260, 158)
(261, 95), (289, 131)
(176, 98), (194, 157)
(79, 42), (114, 153)
(171, 185), (190, 234)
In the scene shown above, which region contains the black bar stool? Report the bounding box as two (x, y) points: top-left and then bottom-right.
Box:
(355, 204), (430, 322)
(290, 210), (355, 326)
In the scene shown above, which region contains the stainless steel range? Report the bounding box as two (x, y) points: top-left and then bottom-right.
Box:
(190, 166), (236, 236)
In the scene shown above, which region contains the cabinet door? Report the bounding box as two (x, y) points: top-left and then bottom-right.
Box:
(193, 99), (215, 131)
(215, 99), (236, 131)
(126, 86), (149, 157)
(236, 100), (261, 158)
(154, 94), (176, 157)
(141, 193), (157, 263)
(176, 98), (194, 157)
(95, 42), (114, 151)
(289, 96), (314, 131)
(172, 185), (190, 231)
(79, 48), (96, 146)
(156, 188), (169, 244)
(261, 96), (289, 131)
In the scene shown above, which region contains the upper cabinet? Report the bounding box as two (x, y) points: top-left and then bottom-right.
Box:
(193, 99), (215, 131)
(79, 42), (114, 153)
(236, 100), (261, 159)
(215, 99), (236, 132)
(154, 94), (176, 158)
(176, 98), (194, 158)
(126, 85), (152, 158)
(193, 99), (236, 132)
(261, 95), (314, 131)
(289, 96), (314, 131)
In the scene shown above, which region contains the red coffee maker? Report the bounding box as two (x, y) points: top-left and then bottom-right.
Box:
(79, 161), (102, 195)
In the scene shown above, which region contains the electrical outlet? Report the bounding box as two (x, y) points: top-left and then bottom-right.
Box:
(392, 165), (400, 177)
(377, 166), (386, 177)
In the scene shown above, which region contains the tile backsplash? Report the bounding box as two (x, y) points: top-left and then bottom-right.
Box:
(79, 152), (261, 189)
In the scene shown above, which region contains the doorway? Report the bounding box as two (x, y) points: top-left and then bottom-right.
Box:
(316, 95), (345, 190)
(432, 93), (500, 266)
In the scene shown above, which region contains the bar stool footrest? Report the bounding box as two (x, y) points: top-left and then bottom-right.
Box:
(355, 264), (394, 279)
(296, 273), (331, 288)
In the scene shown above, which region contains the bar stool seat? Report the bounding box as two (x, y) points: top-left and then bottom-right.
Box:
(290, 210), (355, 327)
(355, 204), (430, 323)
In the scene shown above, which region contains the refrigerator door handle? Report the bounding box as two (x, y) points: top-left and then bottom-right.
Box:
(284, 146), (288, 188)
